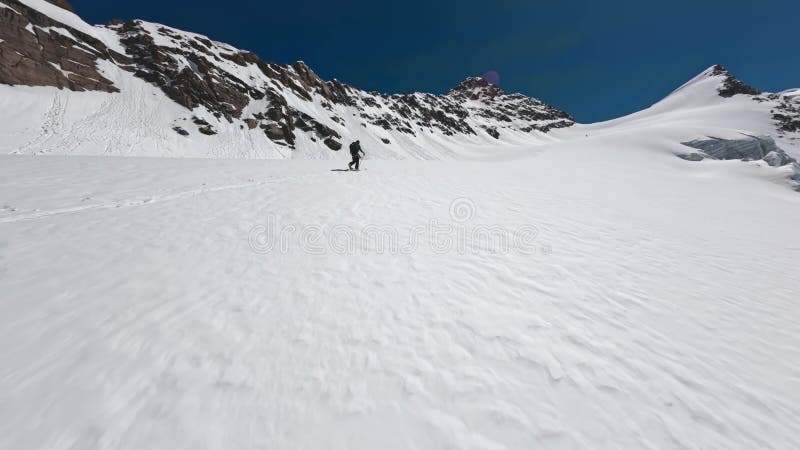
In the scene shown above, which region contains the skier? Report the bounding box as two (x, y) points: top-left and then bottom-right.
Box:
(348, 140), (365, 171)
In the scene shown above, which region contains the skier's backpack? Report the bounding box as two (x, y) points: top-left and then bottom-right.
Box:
(349, 141), (360, 155)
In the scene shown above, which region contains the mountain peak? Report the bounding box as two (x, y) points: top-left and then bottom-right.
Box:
(447, 76), (505, 100)
(704, 64), (761, 97)
(707, 64), (728, 76)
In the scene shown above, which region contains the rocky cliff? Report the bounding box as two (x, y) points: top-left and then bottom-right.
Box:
(0, 0), (119, 92)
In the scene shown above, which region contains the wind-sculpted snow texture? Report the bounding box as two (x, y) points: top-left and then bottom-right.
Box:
(2, 148), (800, 449)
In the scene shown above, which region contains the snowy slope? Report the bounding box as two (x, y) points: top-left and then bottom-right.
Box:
(556, 65), (800, 160)
(2, 136), (800, 449)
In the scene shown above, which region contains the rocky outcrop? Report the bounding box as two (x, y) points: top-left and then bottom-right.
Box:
(191, 117), (217, 135)
(113, 20), (254, 121)
(44, 0), (74, 12)
(710, 65), (761, 97)
(323, 137), (342, 150)
(107, 21), (356, 148)
(771, 94), (800, 133)
(0, 0), (119, 92)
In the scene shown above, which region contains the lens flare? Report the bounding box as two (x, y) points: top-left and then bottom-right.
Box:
(481, 70), (500, 86)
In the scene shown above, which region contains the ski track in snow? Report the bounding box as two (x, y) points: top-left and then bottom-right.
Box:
(14, 92), (68, 155)
(1, 154), (800, 450)
(0, 176), (297, 224)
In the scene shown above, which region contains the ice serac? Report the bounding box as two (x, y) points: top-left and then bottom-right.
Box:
(0, 0), (119, 92)
(680, 135), (796, 167)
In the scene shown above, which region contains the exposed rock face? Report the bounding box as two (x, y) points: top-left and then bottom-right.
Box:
(323, 137), (342, 150)
(191, 116), (217, 135)
(680, 135), (796, 167)
(484, 126), (500, 139)
(104, 20), (362, 148)
(0, 0), (119, 92)
(710, 65), (761, 97)
(44, 0), (74, 12)
(113, 20), (254, 121)
(770, 91), (800, 133)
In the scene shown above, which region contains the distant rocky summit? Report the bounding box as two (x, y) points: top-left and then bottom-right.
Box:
(709, 65), (761, 97)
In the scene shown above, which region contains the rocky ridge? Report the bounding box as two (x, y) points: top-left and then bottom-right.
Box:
(0, 1), (575, 151)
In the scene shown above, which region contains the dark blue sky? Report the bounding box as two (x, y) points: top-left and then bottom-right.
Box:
(73, 0), (798, 123)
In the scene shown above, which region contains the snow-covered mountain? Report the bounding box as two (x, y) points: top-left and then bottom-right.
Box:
(0, 0), (573, 158)
(562, 64), (800, 167)
(3, 0), (797, 164)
